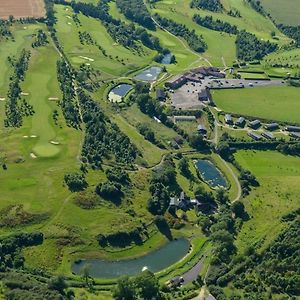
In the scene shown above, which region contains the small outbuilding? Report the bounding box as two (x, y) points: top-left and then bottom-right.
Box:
(286, 126), (300, 132)
(262, 131), (274, 140)
(156, 88), (166, 101)
(224, 114), (233, 124)
(249, 119), (261, 129)
(264, 123), (279, 131)
(235, 117), (246, 127)
(248, 131), (262, 140)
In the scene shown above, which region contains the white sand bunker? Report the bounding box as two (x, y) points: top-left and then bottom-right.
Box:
(67, 22), (72, 25)
(66, 16), (72, 19)
(21, 92), (29, 96)
(30, 135), (37, 138)
(30, 153), (37, 159)
(0, 97), (5, 101)
(48, 97), (59, 101)
(23, 135), (29, 138)
(50, 141), (60, 145)
(24, 27), (27, 30)
(79, 56), (94, 62)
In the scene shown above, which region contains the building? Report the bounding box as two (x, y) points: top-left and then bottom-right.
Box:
(197, 124), (207, 134)
(198, 88), (212, 102)
(173, 115), (196, 123)
(286, 125), (300, 132)
(156, 88), (165, 101)
(248, 131), (262, 140)
(225, 114), (233, 124)
(235, 117), (246, 127)
(262, 131), (274, 140)
(165, 75), (187, 89)
(249, 119), (261, 129)
(264, 123), (279, 131)
(289, 132), (300, 139)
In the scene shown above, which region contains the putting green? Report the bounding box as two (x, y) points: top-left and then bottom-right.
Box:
(33, 144), (60, 157)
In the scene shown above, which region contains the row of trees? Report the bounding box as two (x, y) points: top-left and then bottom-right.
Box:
(0, 19), (13, 40)
(154, 14), (207, 53)
(5, 49), (31, 127)
(56, 60), (81, 128)
(193, 14), (238, 34)
(116, 0), (156, 30)
(236, 30), (278, 61)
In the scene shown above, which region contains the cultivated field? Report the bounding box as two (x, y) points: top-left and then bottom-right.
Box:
(261, 0), (300, 26)
(212, 86), (300, 124)
(0, 0), (45, 19)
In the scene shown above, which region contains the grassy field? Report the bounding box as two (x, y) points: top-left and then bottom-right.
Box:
(212, 86), (300, 124)
(54, 4), (155, 78)
(234, 150), (300, 251)
(260, 0), (300, 26)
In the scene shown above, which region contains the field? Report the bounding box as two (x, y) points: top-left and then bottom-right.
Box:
(261, 0), (300, 26)
(234, 150), (300, 251)
(0, 0), (45, 19)
(212, 86), (300, 124)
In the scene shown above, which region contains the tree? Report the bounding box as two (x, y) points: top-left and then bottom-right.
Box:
(48, 275), (67, 294)
(135, 270), (161, 300)
(64, 172), (88, 192)
(113, 276), (136, 300)
(178, 157), (190, 177)
(232, 201), (245, 218)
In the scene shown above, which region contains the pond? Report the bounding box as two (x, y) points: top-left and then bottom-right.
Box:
(195, 159), (227, 188)
(71, 238), (190, 278)
(108, 84), (133, 103)
(134, 66), (162, 81)
(161, 53), (172, 64)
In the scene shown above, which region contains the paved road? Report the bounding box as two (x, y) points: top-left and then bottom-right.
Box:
(182, 258), (205, 285)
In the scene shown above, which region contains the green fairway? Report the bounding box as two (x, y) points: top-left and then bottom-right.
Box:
(212, 86), (300, 124)
(234, 150), (300, 251)
(54, 5), (155, 78)
(261, 0), (300, 26)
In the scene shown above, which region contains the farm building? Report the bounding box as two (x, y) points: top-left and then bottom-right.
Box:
(264, 123), (279, 131)
(235, 117), (246, 127)
(197, 124), (207, 134)
(262, 131), (275, 140)
(286, 126), (300, 132)
(198, 88), (212, 102)
(248, 131), (262, 140)
(173, 116), (196, 123)
(249, 119), (261, 129)
(165, 75), (187, 89)
(156, 88), (166, 101)
(225, 114), (233, 124)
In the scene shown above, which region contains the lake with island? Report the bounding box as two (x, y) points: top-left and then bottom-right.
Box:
(71, 238), (190, 278)
(195, 159), (227, 188)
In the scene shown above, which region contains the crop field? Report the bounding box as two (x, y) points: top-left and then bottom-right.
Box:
(54, 5), (155, 78)
(234, 150), (300, 251)
(212, 86), (300, 124)
(0, 0), (45, 19)
(260, 0), (300, 26)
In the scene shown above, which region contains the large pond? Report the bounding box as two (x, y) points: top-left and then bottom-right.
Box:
(108, 84), (133, 103)
(134, 66), (162, 81)
(71, 238), (190, 278)
(195, 159), (227, 188)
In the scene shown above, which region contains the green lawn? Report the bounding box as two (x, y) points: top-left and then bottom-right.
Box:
(212, 86), (300, 124)
(234, 150), (300, 251)
(261, 0), (300, 26)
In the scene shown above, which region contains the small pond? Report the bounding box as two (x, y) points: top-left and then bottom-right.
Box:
(71, 238), (190, 278)
(134, 66), (162, 81)
(108, 84), (133, 103)
(195, 159), (227, 188)
(161, 53), (172, 64)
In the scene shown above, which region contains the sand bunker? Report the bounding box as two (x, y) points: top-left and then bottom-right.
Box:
(79, 56), (94, 62)
(21, 92), (29, 96)
(48, 97), (59, 101)
(30, 153), (37, 159)
(23, 135), (29, 138)
(50, 141), (60, 145)
(30, 135), (37, 138)
(67, 22), (72, 25)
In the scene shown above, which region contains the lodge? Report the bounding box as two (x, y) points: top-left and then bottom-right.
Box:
(264, 123), (279, 131)
(248, 131), (262, 140)
(235, 117), (246, 127)
(286, 126), (300, 132)
(262, 131), (274, 140)
(225, 114), (233, 124)
(249, 119), (261, 129)
(165, 74), (187, 89)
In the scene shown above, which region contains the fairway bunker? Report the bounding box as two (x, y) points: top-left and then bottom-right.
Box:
(0, 97), (5, 101)
(50, 141), (60, 145)
(30, 153), (37, 159)
(48, 97), (59, 101)
(79, 56), (94, 62)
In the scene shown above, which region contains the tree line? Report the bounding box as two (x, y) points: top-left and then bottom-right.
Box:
(5, 49), (31, 127)
(190, 0), (223, 12)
